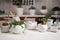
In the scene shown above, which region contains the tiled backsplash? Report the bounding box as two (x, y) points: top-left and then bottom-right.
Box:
(0, 0), (60, 14)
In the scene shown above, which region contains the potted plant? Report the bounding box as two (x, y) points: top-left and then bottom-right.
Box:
(12, 0), (23, 16)
(39, 13), (52, 32)
(45, 13), (53, 28)
(10, 20), (25, 34)
(52, 6), (60, 14)
(29, 6), (36, 15)
(1, 22), (10, 33)
(40, 13), (52, 24)
(40, 5), (48, 14)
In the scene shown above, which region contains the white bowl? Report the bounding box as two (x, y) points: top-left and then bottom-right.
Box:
(40, 9), (48, 14)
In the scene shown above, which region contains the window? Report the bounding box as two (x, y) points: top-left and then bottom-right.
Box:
(22, 0), (35, 5)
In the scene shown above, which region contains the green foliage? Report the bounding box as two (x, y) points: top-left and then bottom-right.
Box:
(11, 20), (24, 25)
(11, 20), (24, 28)
(29, 6), (36, 9)
(40, 13), (52, 24)
(41, 18), (47, 22)
(12, 0), (22, 7)
(0, 10), (5, 14)
(45, 13), (52, 19)
(41, 5), (46, 9)
(52, 6), (60, 11)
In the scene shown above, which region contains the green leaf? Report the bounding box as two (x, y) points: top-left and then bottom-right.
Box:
(11, 20), (24, 28)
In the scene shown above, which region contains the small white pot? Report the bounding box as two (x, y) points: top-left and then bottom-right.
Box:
(50, 25), (58, 32)
(46, 19), (53, 28)
(40, 9), (48, 14)
(1, 25), (10, 33)
(54, 11), (59, 15)
(30, 9), (35, 15)
(41, 24), (48, 32)
(10, 24), (25, 34)
(37, 24), (48, 32)
(16, 8), (23, 16)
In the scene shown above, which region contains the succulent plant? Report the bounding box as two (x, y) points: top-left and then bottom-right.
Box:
(52, 6), (60, 11)
(29, 6), (36, 9)
(12, 0), (22, 7)
(45, 13), (52, 19)
(41, 5), (46, 10)
(11, 20), (24, 28)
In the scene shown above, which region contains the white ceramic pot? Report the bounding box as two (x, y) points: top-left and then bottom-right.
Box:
(1, 25), (10, 33)
(37, 24), (44, 32)
(25, 21), (37, 29)
(30, 9), (35, 15)
(41, 24), (48, 32)
(58, 22), (60, 29)
(40, 9), (48, 14)
(37, 24), (48, 32)
(10, 24), (25, 34)
(54, 11), (59, 15)
(16, 8), (23, 16)
(50, 25), (58, 32)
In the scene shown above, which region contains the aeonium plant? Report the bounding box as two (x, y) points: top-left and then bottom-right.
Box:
(11, 20), (24, 28)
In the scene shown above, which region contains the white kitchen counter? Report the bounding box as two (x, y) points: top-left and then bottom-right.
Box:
(0, 30), (60, 40)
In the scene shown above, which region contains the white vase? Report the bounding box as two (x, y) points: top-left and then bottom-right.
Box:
(16, 8), (23, 16)
(10, 24), (25, 34)
(30, 9), (35, 15)
(40, 9), (48, 14)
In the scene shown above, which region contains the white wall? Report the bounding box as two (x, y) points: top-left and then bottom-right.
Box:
(0, 0), (60, 14)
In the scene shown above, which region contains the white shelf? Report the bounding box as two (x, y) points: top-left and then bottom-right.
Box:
(0, 15), (60, 17)
(19, 15), (45, 17)
(17, 15), (60, 17)
(0, 14), (15, 17)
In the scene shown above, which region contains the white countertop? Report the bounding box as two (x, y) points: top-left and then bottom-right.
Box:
(0, 30), (60, 40)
